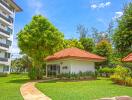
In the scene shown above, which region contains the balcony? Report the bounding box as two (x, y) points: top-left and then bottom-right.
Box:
(0, 57), (8, 62)
(0, 42), (9, 48)
(0, 0), (13, 12)
(0, 27), (11, 36)
(0, 13), (13, 23)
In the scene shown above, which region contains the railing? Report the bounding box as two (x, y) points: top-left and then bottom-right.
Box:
(0, 57), (8, 62)
(0, 42), (9, 48)
(0, 0), (13, 12)
(0, 13), (13, 23)
(0, 27), (10, 35)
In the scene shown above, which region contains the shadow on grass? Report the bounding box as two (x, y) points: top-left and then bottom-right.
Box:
(39, 78), (100, 83)
(7, 79), (29, 84)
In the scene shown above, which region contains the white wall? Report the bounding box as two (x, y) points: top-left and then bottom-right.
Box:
(46, 58), (95, 74)
(70, 60), (95, 73)
(0, 51), (5, 57)
(0, 66), (3, 72)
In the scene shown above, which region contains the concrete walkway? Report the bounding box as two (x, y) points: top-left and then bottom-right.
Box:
(20, 81), (51, 100)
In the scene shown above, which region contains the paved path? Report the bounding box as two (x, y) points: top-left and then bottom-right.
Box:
(20, 81), (51, 100)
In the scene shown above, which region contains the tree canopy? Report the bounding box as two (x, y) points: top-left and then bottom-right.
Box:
(80, 38), (95, 52)
(76, 24), (88, 39)
(17, 15), (64, 67)
(95, 40), (112, 58)
(63, 39), (84, 49)
(113, 3), (132, 57)
(94, 39), (113, 66)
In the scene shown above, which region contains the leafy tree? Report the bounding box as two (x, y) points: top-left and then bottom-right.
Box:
(107, 20), (114, 42)
(63, 39), (84, 49)
(113, 3), (132, 57)
(17, 15), (64, 79)
(77, 24), (88, 39)
(11, 55), (32, 72)
(91, 27), (104, 43)
(94, 39), (113, 66)
(11, 58), (24, 72)
(80, 38), (95, 52)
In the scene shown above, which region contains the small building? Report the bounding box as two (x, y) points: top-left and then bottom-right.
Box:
(122, 53), (132, 62)
(45, 47), (106, 76)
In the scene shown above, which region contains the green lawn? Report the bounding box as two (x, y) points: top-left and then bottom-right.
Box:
(36, 78), (132, 100)
(0, 74), (29, 100)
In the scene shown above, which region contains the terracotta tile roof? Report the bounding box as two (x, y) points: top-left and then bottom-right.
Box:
(45, 47), (106, 62)
(122, 53), (132, 62)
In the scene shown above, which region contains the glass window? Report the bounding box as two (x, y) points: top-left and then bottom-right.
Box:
(3, 66), (9, 71)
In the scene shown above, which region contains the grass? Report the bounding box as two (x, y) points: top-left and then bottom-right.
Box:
(36, 78), (132, 100)
(0, 74), (29, 100)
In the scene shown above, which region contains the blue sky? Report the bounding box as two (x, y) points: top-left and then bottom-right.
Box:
(12, 0), (131, 58)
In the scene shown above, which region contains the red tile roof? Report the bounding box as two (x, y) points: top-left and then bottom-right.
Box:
(122, 53), (132, 62)
(45, 47), (106, 62)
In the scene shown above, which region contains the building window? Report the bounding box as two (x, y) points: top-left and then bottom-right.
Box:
(3, 66), (9, 72)
(5, 52), (10, 58)
(62, 66), (68, 69)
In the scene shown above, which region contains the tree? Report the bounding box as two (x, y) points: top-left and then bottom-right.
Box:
(107, 20), (114, 42)
(11, 58), (24, 72)
(17, 15), (64, 79)
(91, 27), (103, 43)
(11, 55), (32, 72)
(94, 39), (113, 66)
(80, 37), (95, 52)
(63, 39), (84, 49)
(76, 24), (88, 39)
(113, 3), (132, 57)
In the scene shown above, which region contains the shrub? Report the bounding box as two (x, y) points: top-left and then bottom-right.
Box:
(0, 72), (8, 77)
(110, 74), (124, 85)
(10, 72), (21, 74)
(58, 71), (96, 80)
(98, 67), (114, 77)
(125, 77), (132, 86)
(28, 67), (43, 80)
(110, 65), (132, 86)
(114, 65), (128, 79)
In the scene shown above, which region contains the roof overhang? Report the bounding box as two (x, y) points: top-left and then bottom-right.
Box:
(122, 53), (132, 62)
(7, 0), (22, 12)
(45, 56), (106, 62)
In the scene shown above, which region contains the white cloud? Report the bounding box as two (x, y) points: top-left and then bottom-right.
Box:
(91, 4), (97, 9)
(113, 11), (123, 20)
(91, 2), (111, 9)
(27, 0), (44, 15)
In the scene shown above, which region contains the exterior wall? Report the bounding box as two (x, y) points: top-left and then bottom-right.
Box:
(0, 51), (5, 57)
(0, 65), (3, 72)
(70, 60), (95, 73)
(0, 0), (15, 73)
(46, 58), (95, 74)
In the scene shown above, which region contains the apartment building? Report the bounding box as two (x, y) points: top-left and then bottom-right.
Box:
(0, 0), (22, 73)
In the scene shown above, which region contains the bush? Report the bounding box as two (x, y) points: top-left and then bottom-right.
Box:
(110, 65), (132, 86)
(125, 77), (132, 86)
(0, 72), (8, 77)
(98, 67), (114, 77)
(114, 65), (128, 79)
(28, 67), (44, 80)
(10, 72), (21, 74)
(57, 71), (97, 80)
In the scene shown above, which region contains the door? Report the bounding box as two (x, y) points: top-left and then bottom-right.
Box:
(47, 64), (60, 77)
